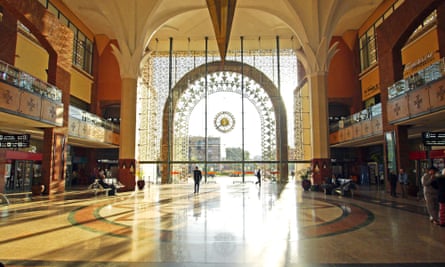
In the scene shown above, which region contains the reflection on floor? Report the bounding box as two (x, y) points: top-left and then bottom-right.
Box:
(1, 178), (445, 267)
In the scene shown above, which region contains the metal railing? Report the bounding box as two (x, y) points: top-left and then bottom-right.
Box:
(0, 59), (62, 102)
(388, 57), (445, 100)
(329, 103), (382, 133)
(69, 106), (120, 133)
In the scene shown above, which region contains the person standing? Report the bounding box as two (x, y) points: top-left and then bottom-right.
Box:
(255, 168), (261, 187)
(437, 169), (445, 226)
(388, 169), (398, 197)
(398, 168), (408, 198)
(193, 166), (202, 194)
(421, 166), (439, 224)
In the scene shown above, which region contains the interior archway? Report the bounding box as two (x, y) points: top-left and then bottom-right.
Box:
(159, 61), (288, 183)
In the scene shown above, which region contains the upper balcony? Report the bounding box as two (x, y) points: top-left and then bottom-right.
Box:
(329, 103), (383, 147)
(387, 58), (445, 124)
(330, 57), (445, 148)
(0, 59), (63, 127)
(68, 106), (120, 147)
(0, 60), (119, 148)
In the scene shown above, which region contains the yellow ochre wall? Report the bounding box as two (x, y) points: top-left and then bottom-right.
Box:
(70, 68), (93, 103)
(15, 33), (48, 81)
(15, 32), (93, 104)
(401, 27), (439, 77)
(361, 67), (380, 101)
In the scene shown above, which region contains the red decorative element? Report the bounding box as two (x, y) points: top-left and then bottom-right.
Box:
(311, 158), (330, 185)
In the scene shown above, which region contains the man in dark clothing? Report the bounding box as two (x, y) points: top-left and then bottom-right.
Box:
(255, 169), (261, 187)
(193, 166), (202, 194)
(97, 169), (116, 196)
(389, 170), (397, 197)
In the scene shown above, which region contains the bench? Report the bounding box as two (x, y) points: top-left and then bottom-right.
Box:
(88, 180), (113, 196)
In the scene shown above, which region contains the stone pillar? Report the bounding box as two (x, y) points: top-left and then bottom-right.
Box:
(118, 77), (137, 190)
(395, 125), (409, 172)
(42, 128), (67, 195)
(308, 72), (330, 184)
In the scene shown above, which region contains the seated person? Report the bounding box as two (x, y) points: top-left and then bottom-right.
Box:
(97, 169), (116, 195)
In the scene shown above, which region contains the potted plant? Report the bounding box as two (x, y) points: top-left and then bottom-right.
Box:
(299, 167), (312, 191)
(136, 169), (145, 190)
(137, 178), (145, 190)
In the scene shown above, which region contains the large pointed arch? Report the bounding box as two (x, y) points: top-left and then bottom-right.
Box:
(160, 60), (288, 183)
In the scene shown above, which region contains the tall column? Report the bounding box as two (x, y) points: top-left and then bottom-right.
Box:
(308, 72), (330, 184)
(118, 77), (137, 190)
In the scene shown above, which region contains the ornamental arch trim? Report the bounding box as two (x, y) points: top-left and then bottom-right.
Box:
(160, 60), (288, 182)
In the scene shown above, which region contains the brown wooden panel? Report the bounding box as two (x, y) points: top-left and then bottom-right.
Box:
(41, 99), (63, 126)
(112, 132), (119, 145)
(429, 79), (445, 109)
(361, 120), (372, 136)
(408, 87), (430, 116)
(387, 95), (409, 122)
(372, 117), (383, 134)
(19, 91), (41, 119)
(352, 123), (362, 139)
(0, 83), (20, 111)
(344, 126), (353, 141)
(338, 129), (345, 142)
(329, 131), (339, 144)
(69, 118), (81, 136)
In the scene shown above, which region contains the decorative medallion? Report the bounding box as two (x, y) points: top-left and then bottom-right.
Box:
(214, 111), (235, 133)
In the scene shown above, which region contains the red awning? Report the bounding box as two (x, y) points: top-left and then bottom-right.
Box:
(4, 150), (42, 161)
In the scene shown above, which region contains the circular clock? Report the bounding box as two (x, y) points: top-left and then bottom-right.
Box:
(214, 111), (235, 133)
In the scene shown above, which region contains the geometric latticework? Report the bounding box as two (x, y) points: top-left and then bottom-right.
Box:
(174, 71), (276, 162)
(137, 55), (159, 161)
(137, 48), (298, 183)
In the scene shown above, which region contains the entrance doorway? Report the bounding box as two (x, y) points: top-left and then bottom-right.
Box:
(2, 151), (42, 194)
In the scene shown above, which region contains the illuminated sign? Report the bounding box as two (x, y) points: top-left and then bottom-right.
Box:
(422, 132), (445, 146)
(0, 134), (30, 148)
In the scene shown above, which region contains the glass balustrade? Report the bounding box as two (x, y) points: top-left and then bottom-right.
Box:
(0, 59), (62, 102)
(69, 106), (120, 133)
(388, 57), (445, 100)
(329, 103), (382, 133)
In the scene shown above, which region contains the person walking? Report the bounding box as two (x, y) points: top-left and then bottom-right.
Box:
(421, 166), (439, 224)
(193, 166), (202, 194)
(255, 168), (261, 187)
(398, 168), (408, 198)
(388, 169), (398, 197)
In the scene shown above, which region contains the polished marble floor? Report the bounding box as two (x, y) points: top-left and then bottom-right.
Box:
(1, 178), (445, 267)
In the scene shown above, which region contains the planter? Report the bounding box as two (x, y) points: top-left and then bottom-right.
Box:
(137, 180), (145, 190)
(301, 179), (311, 191)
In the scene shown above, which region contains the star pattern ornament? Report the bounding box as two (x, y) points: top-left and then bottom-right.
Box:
(214, 111), (235, 133)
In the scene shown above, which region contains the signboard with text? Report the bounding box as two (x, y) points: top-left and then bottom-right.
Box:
(0, 134), (30, 148)
(422, 132), (445, 146)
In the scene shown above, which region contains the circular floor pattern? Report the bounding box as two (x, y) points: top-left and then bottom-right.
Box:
(68, 196), (374, 240)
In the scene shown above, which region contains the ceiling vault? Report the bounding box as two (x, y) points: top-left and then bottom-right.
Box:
(206, 0), (237, 63)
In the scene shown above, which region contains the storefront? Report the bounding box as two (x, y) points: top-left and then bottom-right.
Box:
(1, 150), (42, 194)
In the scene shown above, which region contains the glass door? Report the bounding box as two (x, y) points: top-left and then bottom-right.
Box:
(5, 160), (33, 193)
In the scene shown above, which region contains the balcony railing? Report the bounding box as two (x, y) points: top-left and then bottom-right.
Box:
(0, 59), (62, 102)
(330, 103), (382, 133)
(69, 106), (120, 133)
(388, 57), (445, 100)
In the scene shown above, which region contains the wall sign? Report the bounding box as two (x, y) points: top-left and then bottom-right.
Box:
(0, 134), (30, 148)
(422, 132), (445, 146)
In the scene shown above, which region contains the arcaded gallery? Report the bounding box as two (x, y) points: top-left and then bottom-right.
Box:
(0, 0), (445, 266)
